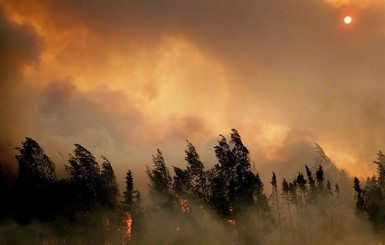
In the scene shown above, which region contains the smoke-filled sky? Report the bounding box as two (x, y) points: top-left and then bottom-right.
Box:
(1, 0), (385, 189)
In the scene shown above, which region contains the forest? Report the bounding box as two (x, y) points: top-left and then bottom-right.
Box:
(0, 129), (384, 244)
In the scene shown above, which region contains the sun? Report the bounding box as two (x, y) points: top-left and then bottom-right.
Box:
(344, 16), (352, 24)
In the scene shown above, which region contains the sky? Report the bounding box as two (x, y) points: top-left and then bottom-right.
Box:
(1, 0), (385, 190)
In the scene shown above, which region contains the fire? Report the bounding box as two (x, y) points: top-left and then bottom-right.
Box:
(180, 199), (190, 213)
(124, 212), (133, 240)
(228, 219), (238, 245)
(228, 219), (236, 225)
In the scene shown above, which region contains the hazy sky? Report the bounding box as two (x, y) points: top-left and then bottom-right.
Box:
(1, 0), (385, 188)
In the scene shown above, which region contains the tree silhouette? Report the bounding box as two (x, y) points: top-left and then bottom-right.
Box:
(270, 172), (282, 235)
(364, 176), (385, 231)
(185, 140), (207, 202)
(305, 165), (316, 201)
(173, 166), (191, 197)
(316, 165), (325, 193)
(353, 177), (366, 214)
(65, 144), (101, 211)
(122, 169), (143, 244)
(15, 137), (56, 186)
(374, 151), (385, 190)
(282, 178), (294, 239)
(14, 137), (57, 223)
(146, 149), (173, 210)
(100, 156), (119, 209)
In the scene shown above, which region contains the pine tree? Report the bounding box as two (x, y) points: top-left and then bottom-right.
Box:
(15, 137), (56, 186)
(305, 165), (316, 200)
(316, 165), (325, 193)
(123, 170), (135, 212)
(185, 140), (207, 202)
(210, 135), (233, 216)
(353, 177), (365, 214)
(254, 173), (270, 219)
(270, 172), (282, 237)
(207, 167), (231, 216)
(373, 151), (385, 190)
(146, 149), (173, 210)
(100, 156), (119, 209)
(364, 176), (385, 230)
(230, 129), (257, 211)
(65, 144), (101, 208)
(296, 172), (307, 208)
(14, 137), (57, 223)
(173, 166), (191, 197)
(282, 178), (294, 240)
(122, 170), (143, 243)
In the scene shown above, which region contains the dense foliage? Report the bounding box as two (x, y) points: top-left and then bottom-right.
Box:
(0, 130), (383, 244)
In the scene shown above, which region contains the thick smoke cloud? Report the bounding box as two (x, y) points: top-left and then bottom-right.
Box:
(1, 0), (385, 188)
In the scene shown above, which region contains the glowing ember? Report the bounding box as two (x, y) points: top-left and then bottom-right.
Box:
(228, 219), (236, 225)
(176, 226), (180, 232)
(228, 219), (238, 245)
(124, 212), (133, 240)
(180, 199), (190, 213)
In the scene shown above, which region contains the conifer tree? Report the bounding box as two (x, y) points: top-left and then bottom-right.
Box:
(353, 177), (365, 214)
(14, 137), (57, 223)
(230, 129), (257, 211)
(373, 151), (385, 190)
(363, 176), (385, 230)
(100, 156), (119, 209)
(210, 135), (233, 216)
(66, 144), (101, 209)
(296, 172), (307, 208)
(305, 165), (316, 200)
(123, 170), (143, 243)
(185, 140), (207, 202)
(123, 170), (135, 212)
(173, 166), (191, 197)
(146, 149), (173, 210)
(270, 172), (282, 236)
(282, 178), (294, 240)
(316, 165), (325, 193)
(15, 137), (56, 186)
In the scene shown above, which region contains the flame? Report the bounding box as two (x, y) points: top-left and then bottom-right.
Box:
(176, 227), (181, 232)
(124, 212), (133, 240)
(228, 219), (238, 245)
(228, 219), (236, 225)
(180, 199), (190, 213)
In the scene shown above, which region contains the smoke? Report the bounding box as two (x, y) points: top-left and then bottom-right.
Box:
(0, 0), (385, 195)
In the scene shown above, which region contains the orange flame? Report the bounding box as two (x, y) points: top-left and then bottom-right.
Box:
(180, 199), (190, 213)
(228, 219), (236, 225)
(228, 219), (238, 245)
(124, 212), (133, 240)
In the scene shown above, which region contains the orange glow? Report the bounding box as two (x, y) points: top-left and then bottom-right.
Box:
(124, 212), (133, 240)
(228, 219), (236, 225)
(339, 8), (358, 29)
(228, 219), (238, 245)
(180, 199), (190, 213)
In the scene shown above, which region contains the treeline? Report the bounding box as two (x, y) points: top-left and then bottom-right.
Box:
(0, 129), (383, 244)
(354, 151), (385, 231)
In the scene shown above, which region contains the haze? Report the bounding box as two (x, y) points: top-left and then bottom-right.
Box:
(1, 0), (385, 189)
